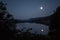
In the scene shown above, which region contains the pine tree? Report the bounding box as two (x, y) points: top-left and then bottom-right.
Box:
(0, 1), (16, 40)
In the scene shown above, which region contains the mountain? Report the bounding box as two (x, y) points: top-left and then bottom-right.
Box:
(26, 16), (51, 26)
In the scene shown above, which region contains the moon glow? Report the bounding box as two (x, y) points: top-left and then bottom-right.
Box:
(40, 6), (43, 10)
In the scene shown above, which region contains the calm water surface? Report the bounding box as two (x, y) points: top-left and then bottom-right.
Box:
(16, 23), (49, 35)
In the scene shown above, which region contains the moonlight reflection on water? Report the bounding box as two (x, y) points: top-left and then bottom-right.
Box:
(16, 23), (49, 35)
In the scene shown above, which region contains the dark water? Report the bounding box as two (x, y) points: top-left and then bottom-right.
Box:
(16, 23), (49, 35)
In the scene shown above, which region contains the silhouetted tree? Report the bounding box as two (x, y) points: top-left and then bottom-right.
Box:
(0, 1), (16, 40)
(49, 6), (60, 40)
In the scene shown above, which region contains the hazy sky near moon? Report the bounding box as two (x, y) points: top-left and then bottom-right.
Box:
(40, 6), (43, 10)
(0, 0), (60, 20)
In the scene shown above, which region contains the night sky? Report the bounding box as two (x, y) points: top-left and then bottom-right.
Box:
(0, 0), (60, 35)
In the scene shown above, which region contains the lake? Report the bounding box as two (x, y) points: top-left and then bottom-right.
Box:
(16, 23), (49, 35)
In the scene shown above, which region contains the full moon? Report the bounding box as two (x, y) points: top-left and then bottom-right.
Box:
(40, 6), (43, 10)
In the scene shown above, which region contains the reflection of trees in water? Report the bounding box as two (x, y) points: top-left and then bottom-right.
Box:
(0, 1), (60, 40)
